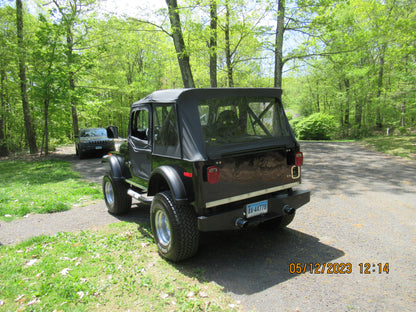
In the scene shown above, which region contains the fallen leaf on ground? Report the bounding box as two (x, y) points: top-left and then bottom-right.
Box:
(35, 271), (44, 278)
(25, 259), (39, 267)
(159, 293), (169, 299)
(14, 295), (25, 302)
(77, 291), (85, 299)
(59, 268), (71, 276)
(26, 298), (40, 306)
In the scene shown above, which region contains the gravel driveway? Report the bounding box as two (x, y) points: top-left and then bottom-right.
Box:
(1, 142), (415, 311)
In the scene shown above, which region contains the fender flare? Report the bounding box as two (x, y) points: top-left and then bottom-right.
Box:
(101, 154), (131, 181)
(148, 165), (194, 204)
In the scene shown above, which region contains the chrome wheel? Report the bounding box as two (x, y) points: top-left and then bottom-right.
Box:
(150, 191), (199, 261)
(104, 181), (114, 205)
(102, 173), (132, 215)
(155, 209), (171, 247)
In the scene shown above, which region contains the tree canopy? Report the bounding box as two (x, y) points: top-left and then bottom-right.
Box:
(0, 0), (414, 155)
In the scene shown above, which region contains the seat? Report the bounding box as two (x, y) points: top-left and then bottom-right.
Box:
(217, 110), (237, 130)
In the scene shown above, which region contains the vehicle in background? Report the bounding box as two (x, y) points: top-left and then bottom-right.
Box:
(75, 127), (116, 159)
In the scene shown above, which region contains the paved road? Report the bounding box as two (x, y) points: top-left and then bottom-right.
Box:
(190, 142), (416, 312)
(187, 142), (416, 311)
(1, 142), (415, 311)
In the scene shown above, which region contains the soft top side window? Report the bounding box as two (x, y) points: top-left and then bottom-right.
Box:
(131, 109), (149, 141)
(153, 104), (180, 158)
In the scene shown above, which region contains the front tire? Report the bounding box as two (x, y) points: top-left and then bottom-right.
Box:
(102, 173), (132, 215)
(150, 191), (199, 262)
(78, 150), (85, 159)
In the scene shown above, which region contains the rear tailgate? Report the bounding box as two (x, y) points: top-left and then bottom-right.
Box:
(200, 148), (300, 209)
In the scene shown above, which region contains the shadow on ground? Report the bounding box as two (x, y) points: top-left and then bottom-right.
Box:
(178, 227), (343, 295)
(119, 204), (344, 296)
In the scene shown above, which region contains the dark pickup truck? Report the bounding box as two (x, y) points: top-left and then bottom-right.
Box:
(102, 88), (310, 261)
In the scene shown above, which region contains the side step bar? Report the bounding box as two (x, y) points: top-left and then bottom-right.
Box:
(127, 189), (153, 204)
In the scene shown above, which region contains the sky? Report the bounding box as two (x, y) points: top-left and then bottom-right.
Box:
(0, 0), (168, 18)
(100, 0), (166, 17)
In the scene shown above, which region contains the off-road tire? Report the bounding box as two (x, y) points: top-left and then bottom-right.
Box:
(78, 150), (84, 159)
(150, 191), (199, 262)
(102, 172), (132, 215)
(259, 212), (296, 230)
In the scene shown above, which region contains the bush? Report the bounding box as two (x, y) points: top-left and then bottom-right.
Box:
(293, 113), (336, 140)
(285, 111), (293, 121)
(398, 127), (408, 135)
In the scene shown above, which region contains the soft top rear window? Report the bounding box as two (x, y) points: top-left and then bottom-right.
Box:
(198, 96), (290, 146)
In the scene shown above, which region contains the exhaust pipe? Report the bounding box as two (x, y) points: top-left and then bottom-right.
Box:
(235, 218), (248, 229)
(282, 205), (295, 215)
(127, 189), (153, 204)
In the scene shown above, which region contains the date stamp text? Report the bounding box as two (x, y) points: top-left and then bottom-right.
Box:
(289, 262), (390, 274)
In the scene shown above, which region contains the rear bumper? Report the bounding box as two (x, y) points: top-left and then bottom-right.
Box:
(197, 189), (310, 232)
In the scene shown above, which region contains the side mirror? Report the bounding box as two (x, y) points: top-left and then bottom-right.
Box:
(106, 126), (119, 139)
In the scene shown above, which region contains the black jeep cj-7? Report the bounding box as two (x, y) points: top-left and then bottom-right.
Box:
(102, 88), (310, 261)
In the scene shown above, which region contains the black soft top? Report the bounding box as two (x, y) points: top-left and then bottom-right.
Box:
(132, 88), (296, 161)
(132, 88), (283, 106)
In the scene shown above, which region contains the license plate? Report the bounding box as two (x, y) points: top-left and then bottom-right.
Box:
(95, 146), (103, 150)
(245, 200), (268, 218)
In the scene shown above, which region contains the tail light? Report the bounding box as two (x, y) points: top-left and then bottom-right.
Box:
(295, 152), (303, 167)
(207, 166), (220, 184)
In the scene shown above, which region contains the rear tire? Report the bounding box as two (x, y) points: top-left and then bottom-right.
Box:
(150, 191), (199, 262)
(102, 172), (132, 215)
(259, 212), (296, 230)
(78, 150), (85, 159)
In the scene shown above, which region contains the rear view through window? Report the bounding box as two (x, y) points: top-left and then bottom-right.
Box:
(198, 97), (290, 146)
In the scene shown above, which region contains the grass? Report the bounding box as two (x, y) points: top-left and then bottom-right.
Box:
(0, 159), (102, 221)
(361, 134), (416, 160)
(0, 222), (240, 311)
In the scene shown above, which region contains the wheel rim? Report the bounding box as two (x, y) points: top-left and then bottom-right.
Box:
(104, 180), (114, 205)
(155, 209), (171, 247)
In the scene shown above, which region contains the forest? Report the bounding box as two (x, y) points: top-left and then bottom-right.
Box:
(0, 0), (415, 156)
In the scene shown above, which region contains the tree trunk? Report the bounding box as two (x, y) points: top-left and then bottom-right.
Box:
(209, 0), (217, 88)
(0, 69), (9, 156)
(344, 78), (350, 126)
(274, 0), (285, 91)
(43, 98), (50, 156)
(355, 99), (362, 129)
(165, 0), (195, 88)
(16, 0), (38, 154)
(401, 101), (406, 127)
(376, 46), (385, 129)
(338, 82), (344, 126)
(67, 24), (79, 136)
(399, 54), (409, 128)
(316, 80), (320, 112)
(225, 0), (233, 87)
